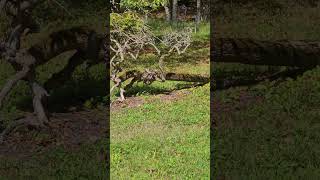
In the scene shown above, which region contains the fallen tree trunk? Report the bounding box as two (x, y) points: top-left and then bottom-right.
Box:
(110, 69), (210, 102)
(118, 70), (210, 84)
(212, 38), (320, 67)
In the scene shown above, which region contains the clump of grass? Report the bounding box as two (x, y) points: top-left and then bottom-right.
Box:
(111, 84), (210, 178)
(0, 140), (108, 179)
(214, 67), (320, 179)
(213, 2), (320, 178)
(215, 3), (320, 40)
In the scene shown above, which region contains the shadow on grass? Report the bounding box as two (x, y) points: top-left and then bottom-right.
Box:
(211, 66), (312, 91)
(16, 77), (107, 113)
(123, 81), (207, 97)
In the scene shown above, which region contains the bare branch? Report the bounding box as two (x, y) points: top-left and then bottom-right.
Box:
(30, 81), (49, 126)
(0, 114), (41, 143)
(0, 66), (30, 109)
(110, 20), (193, 101)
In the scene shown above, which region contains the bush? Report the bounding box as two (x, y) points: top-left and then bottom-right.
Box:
(111, 12), (145, 32)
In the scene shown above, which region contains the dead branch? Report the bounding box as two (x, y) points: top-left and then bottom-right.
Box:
(110, 19), (193, 101)
(0, 66), (30, 109)
(118, 70), (209, 87)
(0, 114), (41, 143)
(30, 81), (49, 126)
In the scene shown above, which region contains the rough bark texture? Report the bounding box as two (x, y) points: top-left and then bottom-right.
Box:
(196, 0), (201, 31)
(109, 69), (209, 102)
(212, 38), (320, 67)
(164, 5), (171, 21)
(171, 0), (178, 22)
(119, 70), (209, 85)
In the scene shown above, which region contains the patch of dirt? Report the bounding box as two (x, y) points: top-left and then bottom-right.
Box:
(111, 96), (145, 111)
(0, 107), (108, 159)
(0, 89), (192, 159)
(211, 89), (264, 127)
(158, 90), (191, 102)
(111, 90), (191, 112)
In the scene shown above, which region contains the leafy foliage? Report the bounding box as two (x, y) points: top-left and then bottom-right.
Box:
(110, 12), (145, 32)
(120, 0), (168, 12)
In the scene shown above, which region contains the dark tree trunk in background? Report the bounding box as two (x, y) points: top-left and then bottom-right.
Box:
(172, 0), (178, 22)
(165, 0), (173, 22)
(164, 5), (171, 21)
(201, 0), (210, 20)
(196, 0), (201, 31)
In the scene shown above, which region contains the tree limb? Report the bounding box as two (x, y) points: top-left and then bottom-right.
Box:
(0, 66), (30, 109)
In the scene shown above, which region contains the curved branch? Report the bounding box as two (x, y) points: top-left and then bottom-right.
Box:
(0, 66), (30, 109)
(30, 81), (49, 126)
(0, 114), (41, 143)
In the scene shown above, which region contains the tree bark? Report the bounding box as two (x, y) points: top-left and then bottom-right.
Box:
(119, 70), (210, 83)
(0, 67), (31, 109)
(171, 0), (178, 22)
(196, 0), (201, 31)
(212, 38), (320, 67)
(164, 5), (171, 21)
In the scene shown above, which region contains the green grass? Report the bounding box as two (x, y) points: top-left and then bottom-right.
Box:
(147, 19), (210, 41)
(0, 5), (108, 179)
(111, 84), (210, 179)
(0, 13), (210, 179)
(213, 3), (320, 179)
(110, 19), (210, 178)
(0, 140), (108, 179)
(214, 67), (320, 179)
(214, 4), (320, 40)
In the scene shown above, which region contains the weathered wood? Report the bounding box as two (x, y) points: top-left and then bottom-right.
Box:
(0, 67), (30, 109)
(30, 81), (49, 126)
(212, 38), (320, 67)
(119, 70), (210, 83)
(165, 72), (209, 82)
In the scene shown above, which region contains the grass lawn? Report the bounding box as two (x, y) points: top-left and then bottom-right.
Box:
(0, 13), (210, 178)
(110, 20), (210, 179)
(0, 139), (108, 179)
(213, 3), (320, 179)
(0, 5), (109, 179)
(111, 84), (210, 179)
